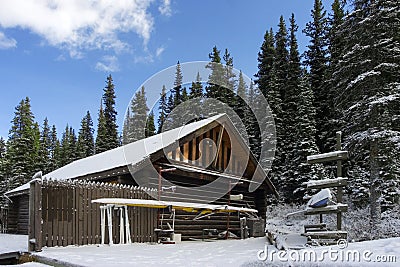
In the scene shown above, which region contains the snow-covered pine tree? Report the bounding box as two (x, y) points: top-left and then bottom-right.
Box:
(254, 28), (275, 99)
(145, 111), (156, 137)
(157, 85), (168, 133)
(95, 103), (108, 153)
(59, 125), (76, 166)
(189, 72), (203, 99)
(331, 0), (400, 209)
(281, 14), (304, 201)
(206, 46), (225, 106)
(0, 137), (8, 205)
(222, 48), (237, 107)
(6, 97), (38, 189)
(76, 111), (95, 159)
(292, 70), (323, 200)
(303, 0), (330, 152)
(37, 118), (52, 174)
(49, 125), (60, 171)
(102, 75), (119, 150)
(124, 86), (149, 143)
(173, 61), (183, 107)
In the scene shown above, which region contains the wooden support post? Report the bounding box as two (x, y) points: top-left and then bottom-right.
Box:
(336, 131), (343, 230)
(29, 180), (42, 252)
(213, 125), (225, 169)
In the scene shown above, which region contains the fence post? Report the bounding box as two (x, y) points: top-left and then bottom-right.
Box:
(28, 179), (43, 252)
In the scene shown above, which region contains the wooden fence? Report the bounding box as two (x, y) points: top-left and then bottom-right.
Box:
(29, 179), (158, 251)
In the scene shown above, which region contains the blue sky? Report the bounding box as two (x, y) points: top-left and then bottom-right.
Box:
(0, 0), (333, 139)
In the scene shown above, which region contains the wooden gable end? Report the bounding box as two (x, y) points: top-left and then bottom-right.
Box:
(163, 120), (262, 184)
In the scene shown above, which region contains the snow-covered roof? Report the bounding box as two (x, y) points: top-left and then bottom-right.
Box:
(6, 114), (227, 196)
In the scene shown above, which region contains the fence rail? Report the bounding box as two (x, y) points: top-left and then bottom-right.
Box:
(29, 179), (158, 251)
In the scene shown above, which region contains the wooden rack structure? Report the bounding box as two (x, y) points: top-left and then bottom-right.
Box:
(302, 131), (348, 245)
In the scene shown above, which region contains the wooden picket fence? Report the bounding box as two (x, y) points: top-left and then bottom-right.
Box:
(29, 179), (158, 251)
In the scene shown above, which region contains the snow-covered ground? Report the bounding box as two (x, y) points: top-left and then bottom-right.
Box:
(1, 233), (398, 266)
(0, 234), (28, 254)
(36, 237), (399, 267)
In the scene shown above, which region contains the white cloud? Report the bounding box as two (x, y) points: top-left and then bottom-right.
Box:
(96, 55), (120, 72)
(0, 0), (161, 55)
(0, 31), (17, 49)
(159, 0), (172, 16)
(156, 46), (165, 57)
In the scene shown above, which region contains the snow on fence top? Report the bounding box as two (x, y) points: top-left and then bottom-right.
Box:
(6, 114), (226, 196)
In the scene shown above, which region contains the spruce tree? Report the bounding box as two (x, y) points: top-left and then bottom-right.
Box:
(189, 72), (203, 99)
(303, 0), (329, 152)
(95, 103), (108, 153)
(254, 28), (275, 98)
(6, 97), (38, 189)
(0, 137), (8, 204)
(331, 0), (400, 208)
(101, 75), (119, 150)
(280, 14), (303, 200)
(222, 48), (237, 106)
(275, 16), (289, 102)
(124, 86), (149, 143)
(49, 125), (60, 171)
(157, 85), (168, 133)
(173, 61), (183, 107)
(145, 111), (156, 137)
(77, 111), (95, 159)
(206, 46), (225, 102)
(37, 118), (52, 174)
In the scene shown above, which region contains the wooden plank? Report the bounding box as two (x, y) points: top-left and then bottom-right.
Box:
(191, 138), (196, 164)
(307, 151), (348, 164)
(78, 185), (84, 246)
(41, 185), (48, 247)
(62, 184), (68, 246)
(87, 184), (92, 244)
(304, 177), (348, 189)
(35, 181), (42, 251)
(72, 183), (77, 246)
(304, 204), (348, 215)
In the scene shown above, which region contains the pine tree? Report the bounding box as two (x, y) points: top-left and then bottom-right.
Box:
(77, 111), (95, 159)
(222, 48), (237, 106)
(279, 14), (304, 200)
(37, 118), (52, 174)
(254, 28), (275, 98)
(95, 103), (108, 153)
(206, 46), (225, 102)
(275, 16), (289, 102)
(303, 0), (329, 152)
(0, 137), (8, 204)
(49, 125), (60, 171)
(123, 86), (149, 143)
(173, 61), (183, 107)
(158, 85), (168, 133)
(6, 97), (38, 189)
(189, 72), (203, 99)
(100, 75), (119, 151)
(236, 71), (247, 121)
(331, 0), (400, 208)
(145, 111), (156, 137)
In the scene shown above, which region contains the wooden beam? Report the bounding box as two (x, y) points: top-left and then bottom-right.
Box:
(213, 124), (225, 169)
(304, 204), (348, 215)
(307, 151), (348, 164)
(303, 177), (348, 190)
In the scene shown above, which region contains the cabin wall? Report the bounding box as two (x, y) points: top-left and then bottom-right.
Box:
(6, 194), (29, 235)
